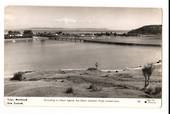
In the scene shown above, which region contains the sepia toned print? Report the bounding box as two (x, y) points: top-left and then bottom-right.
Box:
(4, 6), (162, 98)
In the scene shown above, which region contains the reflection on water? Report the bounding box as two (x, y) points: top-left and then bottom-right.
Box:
(4, 40), (161, 77)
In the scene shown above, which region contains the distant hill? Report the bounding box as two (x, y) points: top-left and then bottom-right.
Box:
(127, 25), (162, 36)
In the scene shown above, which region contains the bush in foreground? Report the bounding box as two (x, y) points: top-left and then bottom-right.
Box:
(144, 86), (162, 98)
(10, 72), (24, 81)
(87, 84), (102, 92)
(87, 67), (97, 71)
(65, 87), (74, 94)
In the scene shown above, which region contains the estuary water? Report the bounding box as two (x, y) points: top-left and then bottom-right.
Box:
(4, 39), (161, 77)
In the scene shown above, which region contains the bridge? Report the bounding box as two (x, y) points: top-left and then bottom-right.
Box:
(49, 36), (86, 42)
(49, 36), (161, 47)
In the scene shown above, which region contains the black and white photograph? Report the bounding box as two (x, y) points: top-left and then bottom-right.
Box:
(4, 6), (162, 98)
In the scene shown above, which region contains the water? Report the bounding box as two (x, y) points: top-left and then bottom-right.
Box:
(4, 39), (161, 77)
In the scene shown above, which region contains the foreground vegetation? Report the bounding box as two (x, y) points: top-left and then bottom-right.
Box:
(5, 62), (162, 98)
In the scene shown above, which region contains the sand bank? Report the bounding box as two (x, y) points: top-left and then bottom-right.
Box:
(4, 63), (162, 98)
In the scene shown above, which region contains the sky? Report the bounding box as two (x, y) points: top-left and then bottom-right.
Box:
(5, 6), (162, 30)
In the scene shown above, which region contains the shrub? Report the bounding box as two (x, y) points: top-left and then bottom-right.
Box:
(60, 80), (64, 82)
(11, 72), (24, 81)
(65, 87), (74, 94)
(144, 86), (162, 97)
(87, 67), (97, 71)
(115, 70), (118, 73)
(153, 86), (162, 95)
(87, 84), (94, 89)
(87, 84), (101, 92)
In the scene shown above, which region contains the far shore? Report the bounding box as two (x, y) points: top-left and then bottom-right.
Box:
(4, 35), (162, 47)
(4, 62), (162, 98)
(4, 37), (49, 42)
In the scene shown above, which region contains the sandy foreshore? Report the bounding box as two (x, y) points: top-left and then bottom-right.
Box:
(4, 62), (162, 98)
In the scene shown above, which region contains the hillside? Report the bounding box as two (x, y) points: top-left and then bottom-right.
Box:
(127, 25), (162, 36)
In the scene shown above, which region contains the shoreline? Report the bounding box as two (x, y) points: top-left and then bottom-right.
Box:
(83, 39), (161, 47)
(4, 60), (162, 79)
(4, 62), (162, 98)
(4, 62), (159, 79)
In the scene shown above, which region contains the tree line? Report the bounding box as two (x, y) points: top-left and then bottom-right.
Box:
(5, 30), (33, 39)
